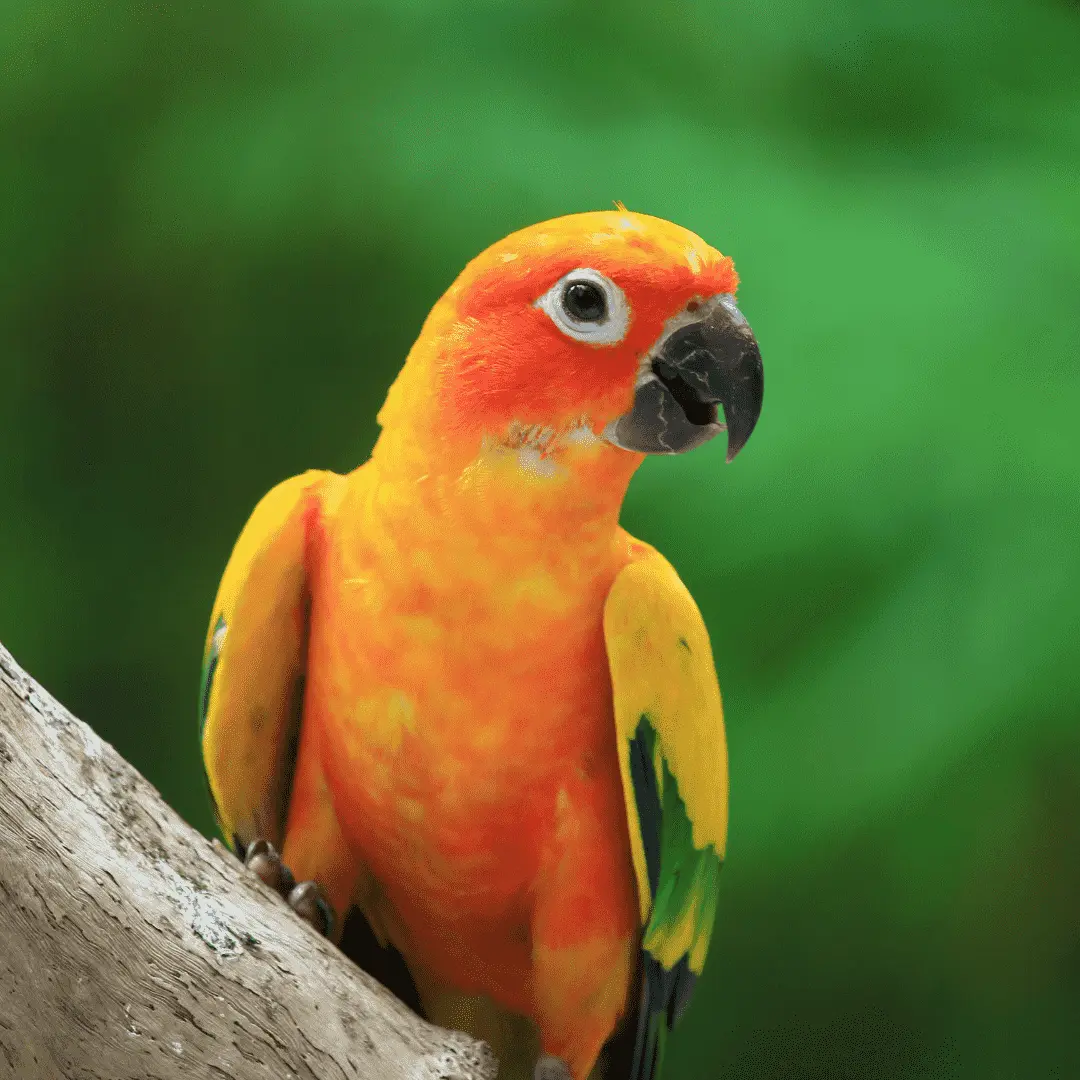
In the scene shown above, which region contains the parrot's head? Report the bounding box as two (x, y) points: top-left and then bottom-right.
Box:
(378, 209), (763, 486)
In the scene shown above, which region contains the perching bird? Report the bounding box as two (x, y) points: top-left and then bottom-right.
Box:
(200, 209), (763, 1080)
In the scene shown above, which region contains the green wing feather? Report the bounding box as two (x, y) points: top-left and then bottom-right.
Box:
(603, 546), (728, 1080)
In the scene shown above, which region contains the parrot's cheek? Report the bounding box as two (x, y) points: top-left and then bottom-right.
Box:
(602, 294), (763, 461)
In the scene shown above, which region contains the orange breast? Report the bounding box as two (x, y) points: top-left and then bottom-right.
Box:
(302, 463), (638, 1005)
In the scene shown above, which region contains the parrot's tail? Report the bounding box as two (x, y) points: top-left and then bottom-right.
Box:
(629, 960), (668, 1080)
(628, 950), (699, 1080)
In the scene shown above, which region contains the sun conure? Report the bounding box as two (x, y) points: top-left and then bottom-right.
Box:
(199, 210), (763, 1080)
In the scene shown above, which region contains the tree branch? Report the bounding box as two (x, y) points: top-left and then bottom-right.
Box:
(0, 642), (496, 1080)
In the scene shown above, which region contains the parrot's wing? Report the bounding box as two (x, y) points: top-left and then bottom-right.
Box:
(199, 469), (332, 856)
(603, 548), (728, 1080)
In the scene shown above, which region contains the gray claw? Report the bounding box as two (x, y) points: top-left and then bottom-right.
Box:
(535, 1055), (573, 1080)
(243, 838), (296, 898)
(288, 880), (335, 939)
(242, 838), (332, 939)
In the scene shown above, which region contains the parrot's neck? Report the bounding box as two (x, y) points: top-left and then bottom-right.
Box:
(363, 347), (643, 556)
(365, 422), (641, 549)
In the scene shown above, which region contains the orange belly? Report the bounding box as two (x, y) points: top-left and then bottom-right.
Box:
(303, 523), (637, 1016)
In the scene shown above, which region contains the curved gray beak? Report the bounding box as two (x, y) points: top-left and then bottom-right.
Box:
(602, 294), (764, 460)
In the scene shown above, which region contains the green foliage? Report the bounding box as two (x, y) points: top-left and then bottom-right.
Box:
(2, 1), (1078, 1076)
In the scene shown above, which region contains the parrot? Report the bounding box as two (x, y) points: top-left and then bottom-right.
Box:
(199, 209), (763, 1080)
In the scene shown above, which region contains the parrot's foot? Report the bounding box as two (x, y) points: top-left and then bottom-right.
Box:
(534, 1056), (573, 1080)
(243, 838), (335, 938)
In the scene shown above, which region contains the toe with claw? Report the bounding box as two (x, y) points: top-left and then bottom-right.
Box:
(534, 1055), (573, 1080)
(243, 838), (295, 895)
(242, 838), (335, 938)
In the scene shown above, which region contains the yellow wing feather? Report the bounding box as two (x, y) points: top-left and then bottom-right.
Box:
(200, 469), (334, 851)
(603, 544), (728, 967)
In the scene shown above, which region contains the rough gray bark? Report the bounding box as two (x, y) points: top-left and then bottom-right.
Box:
(0, 642), (496, 1080)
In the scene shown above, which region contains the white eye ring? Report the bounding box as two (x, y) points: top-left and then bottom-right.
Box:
(534, 267), (631, 346)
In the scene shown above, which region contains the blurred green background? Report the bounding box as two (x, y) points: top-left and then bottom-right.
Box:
(3, 0), (1079, 1076)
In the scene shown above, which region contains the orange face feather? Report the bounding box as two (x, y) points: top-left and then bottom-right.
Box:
(436, 211), (738, 439)
(373, 210), (745, 486)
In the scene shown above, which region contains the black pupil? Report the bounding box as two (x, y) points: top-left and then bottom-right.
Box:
(563, 281), (606, 322)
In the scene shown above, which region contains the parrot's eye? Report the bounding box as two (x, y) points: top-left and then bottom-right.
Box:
(535, 267), (630, 346)
(563, 281), (606, 322)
